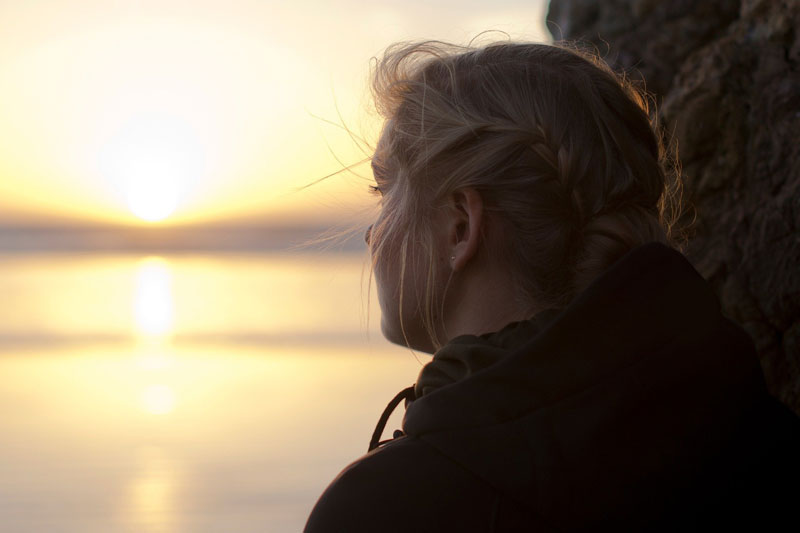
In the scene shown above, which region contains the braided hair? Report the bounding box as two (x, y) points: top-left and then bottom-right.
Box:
(369, 40), (684, 349)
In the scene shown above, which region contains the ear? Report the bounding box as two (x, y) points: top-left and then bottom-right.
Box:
(447, 188), (484, 272)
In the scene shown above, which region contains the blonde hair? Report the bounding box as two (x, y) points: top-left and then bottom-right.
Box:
(368, 40), (684, 350)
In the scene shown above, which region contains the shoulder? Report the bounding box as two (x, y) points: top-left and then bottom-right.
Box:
(304, 436), (502, 533)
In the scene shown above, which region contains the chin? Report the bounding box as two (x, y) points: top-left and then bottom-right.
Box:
(380, 318), (406, 347)
(380, 317), (436, 354)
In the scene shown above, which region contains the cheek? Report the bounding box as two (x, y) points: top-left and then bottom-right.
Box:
(369, 229), (396, 307)
(373, 253), (404, 345)
(373, 244), (405, 312)
(368, 208), (397, 282)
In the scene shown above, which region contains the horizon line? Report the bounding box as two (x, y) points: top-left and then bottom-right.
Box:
(0, 224), (367, 253)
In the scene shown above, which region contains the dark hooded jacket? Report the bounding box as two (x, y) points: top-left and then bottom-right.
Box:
(305, 243), (800, 532)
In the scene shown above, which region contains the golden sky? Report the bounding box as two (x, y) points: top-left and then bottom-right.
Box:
(0, 0), (550, 226)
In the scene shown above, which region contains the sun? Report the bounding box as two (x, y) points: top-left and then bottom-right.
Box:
(126, 171), (180, 222)
(100, 113), (203, 223)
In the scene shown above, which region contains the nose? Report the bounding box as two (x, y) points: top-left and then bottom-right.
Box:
(365, 225), (373, 246)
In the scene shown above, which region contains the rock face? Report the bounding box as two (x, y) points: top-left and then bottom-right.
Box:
(547, 0), (800, 412)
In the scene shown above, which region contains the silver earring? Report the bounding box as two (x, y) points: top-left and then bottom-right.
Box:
(450, 255), (455, 262)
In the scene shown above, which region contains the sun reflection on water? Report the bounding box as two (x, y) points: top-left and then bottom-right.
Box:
(134, 257), (174, 339)
(133, 257), (178, 418)
(141, 384), (177, 415)
(0, 253), (415, 532)
(137, 351), (174, 371)
(128, 446), (178, 533)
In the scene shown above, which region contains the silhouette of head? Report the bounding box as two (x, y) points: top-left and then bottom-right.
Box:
(367, 40), (683, 351)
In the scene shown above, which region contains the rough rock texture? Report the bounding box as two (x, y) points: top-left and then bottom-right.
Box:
(547, 0), (800, 412)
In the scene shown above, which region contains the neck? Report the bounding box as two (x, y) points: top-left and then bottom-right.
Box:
(439, 261), (534, 343)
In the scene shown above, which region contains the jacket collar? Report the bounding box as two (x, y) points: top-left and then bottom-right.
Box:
(401, 242), (765, 528)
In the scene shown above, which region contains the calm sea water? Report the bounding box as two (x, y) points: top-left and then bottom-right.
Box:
(0, 252), (423, 533)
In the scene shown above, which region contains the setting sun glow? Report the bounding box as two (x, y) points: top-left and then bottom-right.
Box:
(0, 2), (551, 226)
(126, 175), (179, 222)
(101, 114), (201, 222)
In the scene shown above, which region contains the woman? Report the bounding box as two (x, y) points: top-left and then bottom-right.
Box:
(305, 40), (800, 532)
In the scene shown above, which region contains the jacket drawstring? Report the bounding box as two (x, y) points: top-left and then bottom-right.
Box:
(368, 385), (416, 452)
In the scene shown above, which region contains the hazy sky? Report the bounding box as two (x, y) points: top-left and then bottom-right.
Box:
(0, 0), (551, 226)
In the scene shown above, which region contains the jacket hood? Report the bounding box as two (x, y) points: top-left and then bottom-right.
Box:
(401, 242), (766, 529)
